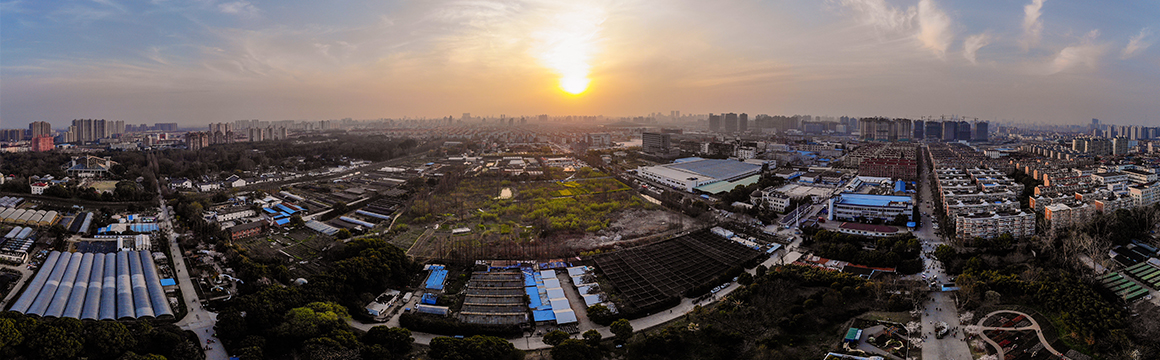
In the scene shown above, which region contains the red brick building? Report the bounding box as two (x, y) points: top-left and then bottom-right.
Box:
(30, 136), (54, 152)
(228, 221), (266, 240)
(858, 158), (917, 181)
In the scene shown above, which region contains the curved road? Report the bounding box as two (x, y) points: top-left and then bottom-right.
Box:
(973, 310), (1064, 359)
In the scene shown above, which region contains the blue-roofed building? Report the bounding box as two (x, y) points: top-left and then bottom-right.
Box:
(827, 193), (914, 223)
(637, 158), (761, 192)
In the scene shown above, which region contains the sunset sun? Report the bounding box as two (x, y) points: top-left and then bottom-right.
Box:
(560, 76), (590, 95)
(533, 4), (605, 96)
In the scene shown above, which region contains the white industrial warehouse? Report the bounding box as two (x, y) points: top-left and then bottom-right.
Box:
(8, 250), (173, 320)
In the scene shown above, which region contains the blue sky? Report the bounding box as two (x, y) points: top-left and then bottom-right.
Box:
(1, 0), (1158, 127)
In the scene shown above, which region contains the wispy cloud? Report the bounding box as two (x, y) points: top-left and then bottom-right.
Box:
(1121, 28), (1152, 59)
(1047, 30), (1106, 74)
(839, 0), (914, 32)
(838, 0), (954, 58)
(915, 0), (952, 59)
(0, 1), (29, 13)
(1022, 0), (1046, 50)
(963, 33), (990, 64)
(92, 0), (127, 13)
(218, 1), (259, 17)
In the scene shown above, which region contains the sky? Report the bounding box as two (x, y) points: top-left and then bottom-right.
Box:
(1, 0), (1159, 127)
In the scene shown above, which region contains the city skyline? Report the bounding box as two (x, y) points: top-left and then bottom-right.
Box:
(2, 0), (1159, 127)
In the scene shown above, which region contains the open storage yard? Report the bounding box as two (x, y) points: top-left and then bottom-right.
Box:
(234, 228), (336, 276)
(404, 169), (694, 261)
(593, 229), (764, 315)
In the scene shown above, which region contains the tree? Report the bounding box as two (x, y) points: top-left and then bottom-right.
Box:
(116, 352), (168, 360)
(755, 265), (768, 279)
(274, 302), (351, 342)
(543, 329), (570, 346)
(985, 290), (1001, 304)
(84, 321), (138, 359)
(335, 229), (351, 239)
(0, 318), (22, 350)
(550, 339), (601, 360)
(28, 324), (82, 360)
(737, 272), (754, 286)
(586, 304), (615, 326)
(582, 329), (602, 347)
(363, 326), (413, 356)
(610, 318), (633, 344)
(429, 335), (524, 360)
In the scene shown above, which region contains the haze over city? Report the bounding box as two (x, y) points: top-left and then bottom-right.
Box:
(2, 0), (1159, 127)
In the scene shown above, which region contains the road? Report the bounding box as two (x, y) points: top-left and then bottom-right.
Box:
(913, 151), (974, 360)
(155, 190), (229, 359)
(0, 264), (33, 309)
(974, 310), (1064, 359)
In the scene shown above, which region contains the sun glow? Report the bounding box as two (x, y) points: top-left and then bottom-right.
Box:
(560, 76), (590, 95)
(533, 4), (606, 96)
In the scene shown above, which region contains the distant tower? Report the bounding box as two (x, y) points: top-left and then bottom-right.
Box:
(942, 121), (957, 141)
(738, 113), (748, 132)
(724, 113), (738, 132)
(709, 114), (722, 132)
(974, 121), (989, 141)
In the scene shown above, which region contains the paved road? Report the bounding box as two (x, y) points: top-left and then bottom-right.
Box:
(155, 192), (229, 360)
(914, 153), (974, 360)
(0, 264), (33, 308)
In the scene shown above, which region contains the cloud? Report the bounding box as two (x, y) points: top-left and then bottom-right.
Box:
(1047, 30), (1106, 74)
(963, 33), (990, 64)
(838, 0), (954, 58)
(1022, 0), (1046, 50)
(91, 0), (127, 13)
(219, 1), (259, 17)
(1121, 28), (1153, 59)
(915, 0), (952, 58)
(839, 0), (915, 32)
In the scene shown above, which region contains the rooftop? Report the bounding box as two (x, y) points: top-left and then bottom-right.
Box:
(839, 221), (900, 233)
(665, 158), (761, 180)
(834, 193), (912, 207)
(839, 222), (900, 233)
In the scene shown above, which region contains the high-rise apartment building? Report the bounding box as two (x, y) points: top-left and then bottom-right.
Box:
(738, 113), (748, 132)
(249, 127), (264, 142)
(0, 129), (23, 142)
(942, 121), (957, 141)
(859, 118), (912, 142)
(70, 119), (109, 143)
(925, 121), (942, 140)
(974, 122), (989, 142)
(642, 132), (672, 156)
(29, 121), (52, 139)
(913, 120), (925, 139)
(957, 121), (971, 141)
(724, 113), (738, 132)
(1113, 137), (1130, 155)
(708, 114), (721, 132)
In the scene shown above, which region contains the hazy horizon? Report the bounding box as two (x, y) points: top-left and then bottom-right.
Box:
(3, 0), (1159, 128)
